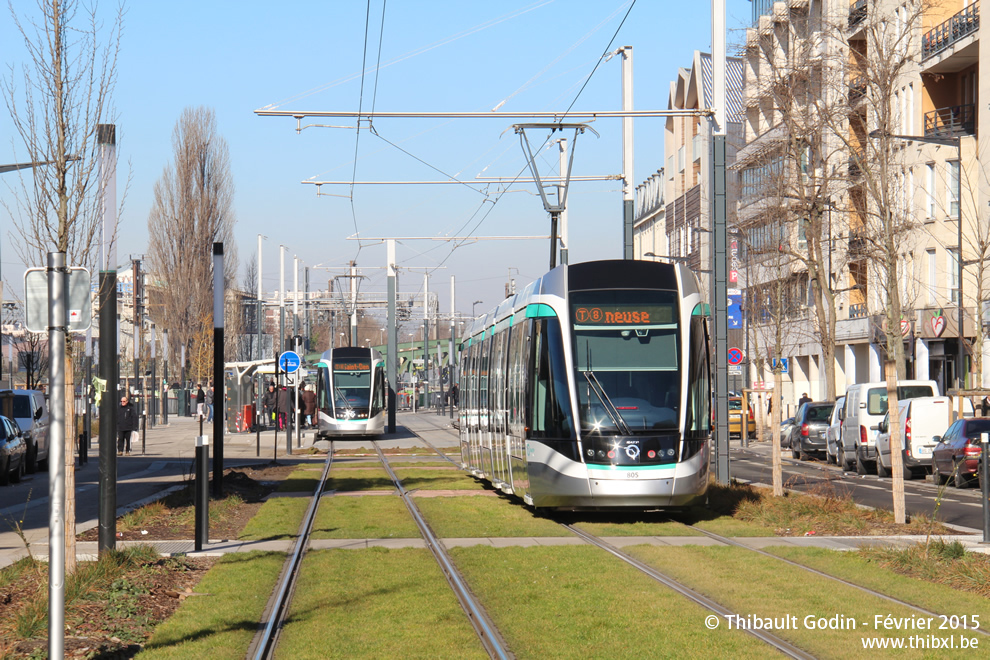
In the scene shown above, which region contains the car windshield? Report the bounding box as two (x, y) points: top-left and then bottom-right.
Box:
(10, 396), (31, 418)
(805, 404), (833, 422)
(728, 399), (742, 411)
(866, 385), (935, 415)
(962, 419), (990, 439)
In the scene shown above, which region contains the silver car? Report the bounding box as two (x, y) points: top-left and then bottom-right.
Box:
(826, 395), (845, 466)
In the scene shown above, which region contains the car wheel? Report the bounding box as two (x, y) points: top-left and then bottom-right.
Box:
(838, 447), (849, 471)
(791, 447), (800, 459)
(0, 456), (9, 486)
(25, 441), (38, 474)
(932, 461), (945, 485)
(856, 452), (870, 476)
(826, 448), (836, 464)
(902, 462), (914, 481)
(876, 454), (890, 478)
(11, 458), (24, 483)
(953, 461), (971, 488)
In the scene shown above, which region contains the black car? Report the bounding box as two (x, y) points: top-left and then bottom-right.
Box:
(932, 418), (990, 488)
(789, 402), (835, 460)
(0, 414), (27, 485)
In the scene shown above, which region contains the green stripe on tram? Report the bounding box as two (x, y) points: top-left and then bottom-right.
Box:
(525, 303), (556, 319)
(590, 463), (677, 472)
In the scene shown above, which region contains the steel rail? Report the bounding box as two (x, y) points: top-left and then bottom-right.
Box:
(372, 441), (512, 659)
(249, 447), (335, 660)
(563, 524), (817, 660)
(684, 523), (989, 636)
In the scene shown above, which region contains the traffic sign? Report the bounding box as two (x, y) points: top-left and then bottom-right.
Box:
(24, 267), (92, 333)
(278, 351), (301, 373)
(727, 347), (744, 365)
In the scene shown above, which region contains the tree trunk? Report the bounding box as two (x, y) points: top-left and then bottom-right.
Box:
(885, 359), (905, 524)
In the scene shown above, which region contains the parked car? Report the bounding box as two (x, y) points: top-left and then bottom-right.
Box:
(0, 389), (50, 473)
(825, 395), (845, 466)
(728, 397), (756, 438)
(779, 417), (796, 448)
(876, 396), (970, 480)
(932, 418), (990, 488)
(0, 414), (26, 485)
(839, 380), (939, 475)
(788, 401), (834, 460)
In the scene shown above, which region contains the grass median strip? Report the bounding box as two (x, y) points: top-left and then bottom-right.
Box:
(275, 548), (486, 659)
(277, 468), (324, 493)
(311, 496), (421, 539)
(239, 498), (309, 541)
(450, 545), (769, 658)
(140, 551), (285, 659)
(326, 468), (394, 492)
(767, 544), (990, 617)
(415, 495), (569, 538)
(626, 544), (979, 657)
(394, 467), (485, 491)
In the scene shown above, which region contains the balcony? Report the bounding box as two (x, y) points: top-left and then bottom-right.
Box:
(848, 75), (867, 102)
(848, 0), (868, 29)
(849, 303), (869, 319)
(922, 3), (980, 60)
(924, 104), (976, 138)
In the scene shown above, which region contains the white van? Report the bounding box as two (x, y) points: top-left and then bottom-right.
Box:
(875, 396), (972, 479)
(0, 389), (50, 473)
(838, 380), (939, 474)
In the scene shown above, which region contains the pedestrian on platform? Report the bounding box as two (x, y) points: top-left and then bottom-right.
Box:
(798, 392), (812, 407)
(117, 395), (138, 455)
(206, 383), (214, 422)
(263, 383), (277, 427)
(301, 384), (317, 428)
(195, 384), (206, 420)
(276, 385), (291, 431)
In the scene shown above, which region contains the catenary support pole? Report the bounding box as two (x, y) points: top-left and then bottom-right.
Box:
(424, 273), (430, 409)
(621, 46), (634, 259)
(450, 276), (455, 420)
(97, 124), (118, 555)
(47, 252), (67, 660)
(387, 240), (397, 433)
(559, 138), (569, 265)
(213, 243), (225, 498)
(712, 0), (730, 483)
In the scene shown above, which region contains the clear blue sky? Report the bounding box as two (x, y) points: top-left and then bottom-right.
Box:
(2, 0), (752, 318)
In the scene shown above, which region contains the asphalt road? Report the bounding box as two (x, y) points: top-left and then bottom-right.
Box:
(729, 440), (988, 532)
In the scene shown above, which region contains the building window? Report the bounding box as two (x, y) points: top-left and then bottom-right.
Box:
(678, 146), (685, 173)
(797, 218), (808, 250)
(948, 160), (960, 219)
(926, 163), (936, 219)
(927, 248), (936, 305)
(947, 248), (959, 305)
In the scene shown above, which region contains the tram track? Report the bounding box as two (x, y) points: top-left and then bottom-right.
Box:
(249, 445), (336, 660)
(371, 439), (513, 660)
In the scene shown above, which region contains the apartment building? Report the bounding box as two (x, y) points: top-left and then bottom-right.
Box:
(737, 0), (984, 403)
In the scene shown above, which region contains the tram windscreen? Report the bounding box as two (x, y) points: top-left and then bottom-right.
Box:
(571, 290), (681, 434)
(332, 359), (372, 408)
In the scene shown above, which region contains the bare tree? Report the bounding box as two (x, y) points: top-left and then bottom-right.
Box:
(824, 0), (932, 524)
(2, 0), (124, 573)
(146, 106), (238, 379)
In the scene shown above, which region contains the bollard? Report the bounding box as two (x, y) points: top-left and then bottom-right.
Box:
(195, 435), (209, 552)
(78, 432), (88, 466)
(141, 412), (147, 455)
(286, 404), (293, 456)
(256, 411), (261, 457)
(982, 433), (989, 545)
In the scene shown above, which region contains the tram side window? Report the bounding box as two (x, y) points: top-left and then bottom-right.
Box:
(371, 370), (385, 416)
(507, 318), (530, 439)
(531, 319), (574, 439)
(317, 368), (331, 409)
(684, 316), (711, 433)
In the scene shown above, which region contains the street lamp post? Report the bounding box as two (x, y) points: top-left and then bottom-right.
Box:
(472, 300), (484, 318)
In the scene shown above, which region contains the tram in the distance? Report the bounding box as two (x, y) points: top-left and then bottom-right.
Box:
(458, 259), (712, 510)
(315, 347), (386, 438)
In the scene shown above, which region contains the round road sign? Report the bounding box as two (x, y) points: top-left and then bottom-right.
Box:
(727, 347), (743, 365)
(278, 351), (301, 373)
